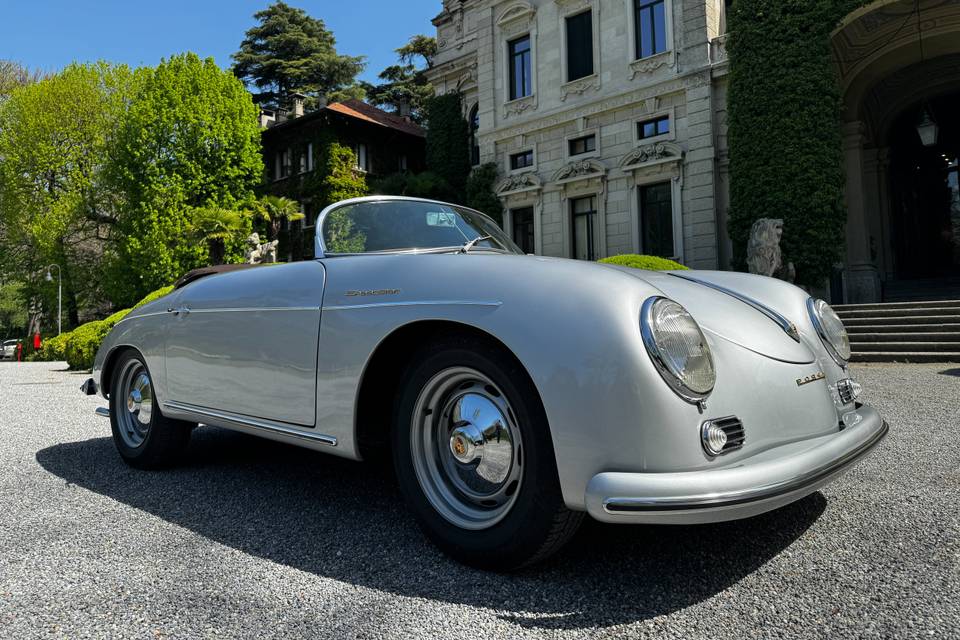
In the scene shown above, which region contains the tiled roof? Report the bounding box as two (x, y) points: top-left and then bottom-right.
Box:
(325, 99), (425, 138)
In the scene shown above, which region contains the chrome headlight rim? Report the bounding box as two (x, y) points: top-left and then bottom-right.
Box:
(640, 296), (716, 404)
(806, 297), (851, 366)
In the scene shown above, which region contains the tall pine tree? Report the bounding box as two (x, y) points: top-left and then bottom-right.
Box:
(232, 1), (365, 110)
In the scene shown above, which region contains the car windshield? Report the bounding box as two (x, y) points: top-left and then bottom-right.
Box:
(320, 200), (522, 255)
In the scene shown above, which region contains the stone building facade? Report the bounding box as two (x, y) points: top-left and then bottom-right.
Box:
(426, 0), (733, 269)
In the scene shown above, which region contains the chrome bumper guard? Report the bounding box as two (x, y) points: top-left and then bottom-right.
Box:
(585, 404), (888, 524)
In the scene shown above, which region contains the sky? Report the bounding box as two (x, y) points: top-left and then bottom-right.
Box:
(0, 0), (441, 84)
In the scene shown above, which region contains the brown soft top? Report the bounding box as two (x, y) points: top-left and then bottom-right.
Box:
(173, 263), (262, 289)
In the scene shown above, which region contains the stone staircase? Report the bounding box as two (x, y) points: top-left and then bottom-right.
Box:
(833, 300), (960, 363)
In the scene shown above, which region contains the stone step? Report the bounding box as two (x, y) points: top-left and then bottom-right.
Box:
(849, 332), (960, 343)
(846, 323), (960, 334)
(842, 315), (960, 326)
(835, 306), (960, 319)
(850, 351), (960, 363)
(834, 299), (960, 312)
(848, 341), (960, 352)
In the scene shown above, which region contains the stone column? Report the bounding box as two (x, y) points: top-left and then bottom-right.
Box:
(842, 121), (882, 303)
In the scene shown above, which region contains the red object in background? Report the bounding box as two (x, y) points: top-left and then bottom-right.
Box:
(16, 342), (23, 362)
(33, 333), (41, 350)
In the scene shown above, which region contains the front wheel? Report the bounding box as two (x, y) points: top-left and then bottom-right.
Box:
(393, 335), (582, 570)
(109, 350), (192, 469)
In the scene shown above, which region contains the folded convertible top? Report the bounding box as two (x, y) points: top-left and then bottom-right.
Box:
(173, 263), (261, 289)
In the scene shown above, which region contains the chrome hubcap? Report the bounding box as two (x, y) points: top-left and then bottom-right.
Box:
(117, 361), (153, 448)
(410, 367), (523, 530)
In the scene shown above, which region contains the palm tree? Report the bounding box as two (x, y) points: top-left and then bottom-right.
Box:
(255, 195), (304, 241)
(190, 206), (252, 265)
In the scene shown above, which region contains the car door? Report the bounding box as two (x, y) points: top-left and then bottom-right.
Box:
(164, 261), (325, 427)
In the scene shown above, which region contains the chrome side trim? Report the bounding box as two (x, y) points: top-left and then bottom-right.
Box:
(602, 420), (888, 513)
(162, 400), (338, 446)
(183, 306), (320, 314)
(669, 272), (801, 342)
(324, 300), (502, 312)
(94, 407), (111, 419)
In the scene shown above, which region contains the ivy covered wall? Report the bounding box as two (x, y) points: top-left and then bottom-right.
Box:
(727, 0), (865, 285)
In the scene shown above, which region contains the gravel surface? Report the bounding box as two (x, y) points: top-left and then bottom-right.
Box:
(1, 360), (958, 639)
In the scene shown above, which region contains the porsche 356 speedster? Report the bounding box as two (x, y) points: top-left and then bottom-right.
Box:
(82, 196), (887, 569)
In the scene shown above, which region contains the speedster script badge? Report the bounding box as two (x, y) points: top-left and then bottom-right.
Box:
(796, 371), (826, 387)
(345, 289), (401, 297)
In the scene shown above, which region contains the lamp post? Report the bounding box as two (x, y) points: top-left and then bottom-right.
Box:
(45, 264), (62, 336)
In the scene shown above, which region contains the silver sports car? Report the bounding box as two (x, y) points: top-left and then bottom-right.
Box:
(82, 196), (887, 570)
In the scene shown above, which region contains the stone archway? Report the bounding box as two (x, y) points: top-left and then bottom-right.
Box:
(832, 0), (960, 302)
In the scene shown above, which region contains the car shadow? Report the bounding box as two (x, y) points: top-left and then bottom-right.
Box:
(36, 427), (825, 630)
(938, 367), (960, 377)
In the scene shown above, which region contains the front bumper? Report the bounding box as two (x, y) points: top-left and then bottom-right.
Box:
(585, 404), (887, 525)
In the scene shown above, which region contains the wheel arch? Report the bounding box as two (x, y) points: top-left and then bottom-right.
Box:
(353, 319), (552, 462)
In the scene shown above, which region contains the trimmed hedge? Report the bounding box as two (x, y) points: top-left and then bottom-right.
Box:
(32, 285), (175, 370)
(727, 0), (866, 286)
(599, 254), (689, 271)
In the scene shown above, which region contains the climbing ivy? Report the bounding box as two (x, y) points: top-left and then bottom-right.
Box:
(424, 92), (471, 194)
(727, 0), (866, 286)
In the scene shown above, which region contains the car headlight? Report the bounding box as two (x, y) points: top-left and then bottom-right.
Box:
(640, 297), (715, 403)
(807, 298), (851, 365)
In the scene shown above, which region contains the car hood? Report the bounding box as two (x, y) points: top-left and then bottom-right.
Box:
(605, 267), (815, 364)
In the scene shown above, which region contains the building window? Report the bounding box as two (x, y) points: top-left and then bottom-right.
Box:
(299, 151), (307, 174)
(638, 115), (670, 140)
(509, 150), (534, 170)
(566, 11), (594, 82)
(398, 154), (408, 171)
(353, 143), (370, 172)
(640, 182), (673, 258)
(508, 35), (532, 100)
(568, 133), (596, 157)
(571, 195), (598, 261)
(307, 142), (314, 171)
(635, 0), (667, 59)
(511, 207), (535, 254)
(277, 149), (292, 179)
(469, 103), (480, 166)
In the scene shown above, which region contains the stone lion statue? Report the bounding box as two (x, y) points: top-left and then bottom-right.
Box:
(747, 218), (795, 282)
(243, 233), (280, 265)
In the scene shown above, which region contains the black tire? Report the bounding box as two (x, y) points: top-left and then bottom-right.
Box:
(392, 334), (582, 571)
(109, 349), (192, 469)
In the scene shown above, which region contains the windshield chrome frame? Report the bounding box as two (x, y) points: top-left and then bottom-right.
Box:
(314, 195), (514, 258)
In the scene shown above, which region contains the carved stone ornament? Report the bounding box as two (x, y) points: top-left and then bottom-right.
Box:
(554, 0), (591, 12)
(244, 232), (280, 265)
(629, 51), (673, 80)
(552, 158), (606, 183)
(619, 142), (682, 169)
(747, 218), (795, 282)
(503, 95), (536, 118)
(496, 172), (542, 195)
(560, 74), (601, 102)
(497, 1), (536, 29)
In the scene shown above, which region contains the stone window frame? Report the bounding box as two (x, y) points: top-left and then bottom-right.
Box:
(628, 166), (684, 261)
(505, 144), (538, 176)
(497, 2), (539, 118)
(564, 126), (601, 161)
(625, 0), (677, 79)
(556, 0), (602, 101)
(551, 158), (608, 260)
(633, 106), (676, 146)
(503, 201), (541, 255)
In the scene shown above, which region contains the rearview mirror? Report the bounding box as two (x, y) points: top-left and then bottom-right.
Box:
(426, 211), (457, 227)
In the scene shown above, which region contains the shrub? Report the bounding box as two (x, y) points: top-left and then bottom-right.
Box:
(133, 285), (174, 309)
(64, 320), (111, 370)
(33, 332), (70, 362)
(599, 254), (689, 271)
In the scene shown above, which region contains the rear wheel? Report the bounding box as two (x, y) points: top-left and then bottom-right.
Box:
(393, 335), (582, 570)
(109, 350), (191, 469)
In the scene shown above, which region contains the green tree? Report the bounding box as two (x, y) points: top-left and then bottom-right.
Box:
(105, 53), (263, 306)
(189, 206), (253, 265)
(0, 62), (134, 327)
(254, 194), (304, 241)
(364, 35), (436, 123)
(424, 92), (471, 194)
(464, 163), (503, 224)
(232, 1), (365, 109)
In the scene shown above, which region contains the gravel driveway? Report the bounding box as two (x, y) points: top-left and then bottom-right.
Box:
(1, 361), (957, 639)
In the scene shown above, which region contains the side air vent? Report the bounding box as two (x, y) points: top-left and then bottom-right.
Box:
(701, 416), (746, 456)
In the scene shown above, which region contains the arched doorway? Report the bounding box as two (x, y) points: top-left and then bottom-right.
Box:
(887, 91), (960, 279)
(833, 0), (960, 301)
